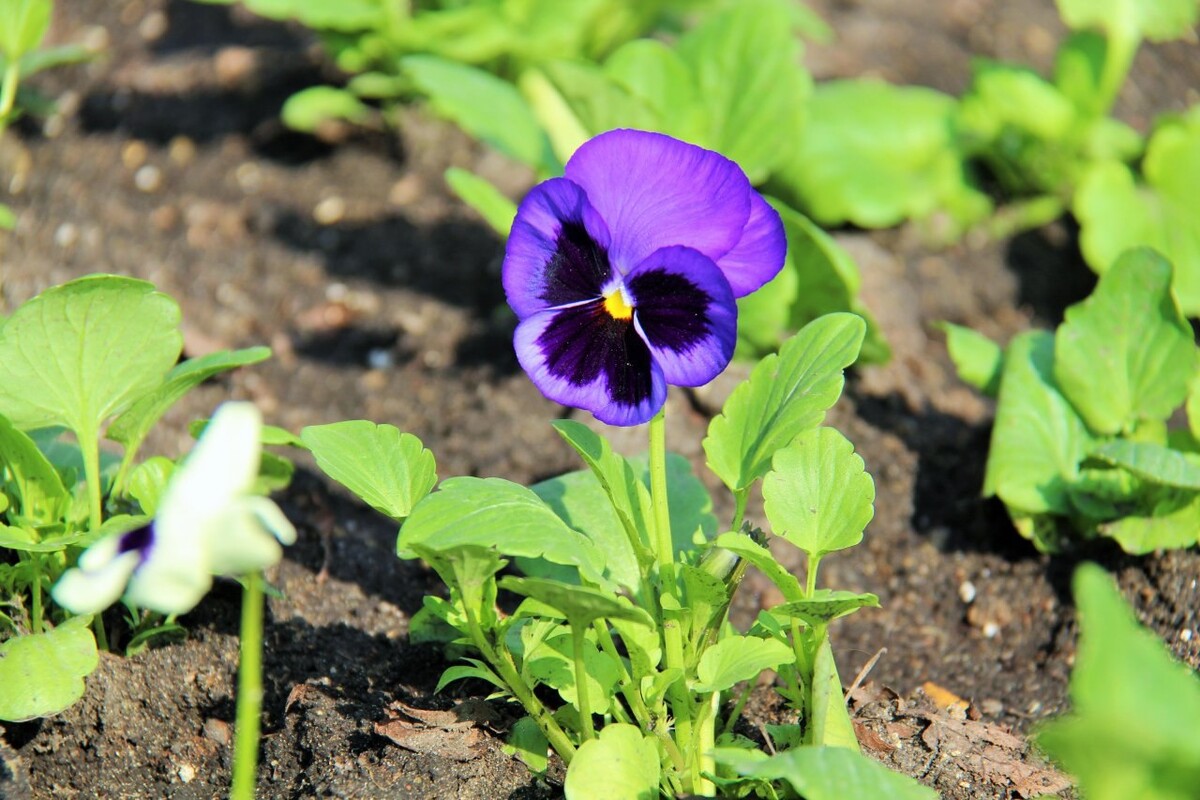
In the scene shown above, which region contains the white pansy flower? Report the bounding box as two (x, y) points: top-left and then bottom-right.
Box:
(53, 402), (296, 616)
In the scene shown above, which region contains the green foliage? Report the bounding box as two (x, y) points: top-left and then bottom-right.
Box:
(771, 79), (990, 232)
(705, 313), (865, 494)
(300, 420), (437, 521)
(939, 322), (1003, 397)
(0, 0), (97, 135)
(0, 275), (277, 721)
(715, 745), (938, 799)
(954, 248), (1200, 552)
(341, 314), (887, 796)
(1037, 563), (1200, 800)
(0, 615), (97, 721)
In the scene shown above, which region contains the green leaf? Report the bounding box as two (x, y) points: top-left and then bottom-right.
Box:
(444, 168), (516, 238)
(763, 428), (875, 560)
(403, 55), (555, 173)
(398, 477), (605, 584)
(1056, 0), (1199, 41)
(532, 59), (656, 156)
(0, 203), (14, 230)
(0, 277), (182, 449)
(773, 590), (880, 627)
(435, 659), (507, 694)
(939, 322), (1003, 397)
(301, 421), (437, 521)
(127, 456), (174, 517)
(0, 412), (69, 525)
(694, 635), (795, 694)
(674, 0), (809, 182)
(1075, 117), (1200, 314)
(19, 43), (95, 79)
(505, 716), (549, 775)
(740, 198), (889, 362)
(0, 0), (51, 61)
(984, 331), (1094, 516)
(280, 86), (372, 133)
(810, 635), (859, 749)
(564, 723), (660, 800)
(771, 79), (989, 229)
(1054, 248), (1195, 433)
(1037, 563), (1200, 800)
(715, 745), (938, 800)
(1091, 441), (1200, 489)
(603, 39), (705, 144)
(1100, 491), (1200, 554)
(523, 626), (620, 711)
(712, 531), (805, 602)
(499, 576), (647, 628)
(236, 0), (382, 31)
(704, 313), (866, 493)
(0, 615), (98, 722)
(108, 347), (271, 471)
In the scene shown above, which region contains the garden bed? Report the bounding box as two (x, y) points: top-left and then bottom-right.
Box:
(1, 1), (1198, 798)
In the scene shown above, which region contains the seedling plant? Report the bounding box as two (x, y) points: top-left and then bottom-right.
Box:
(300, 130), (932, 798)
(0, 275), (294, 798)
(945, 247), (1200, 554)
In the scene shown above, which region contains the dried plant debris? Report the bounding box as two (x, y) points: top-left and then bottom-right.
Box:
(374, 699), (502, 762)
(852, 683), (1073, 799)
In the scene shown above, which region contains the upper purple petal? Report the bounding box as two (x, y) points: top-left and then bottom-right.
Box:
(563, 129), (752, 274)
(503, 177), (613, 319)
(514, 304), (667, 426)
(626, 246), (737, 388)
(714, 192), (787, 297)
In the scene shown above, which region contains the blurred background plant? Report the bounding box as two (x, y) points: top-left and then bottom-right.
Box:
(0, 0), (96, 231)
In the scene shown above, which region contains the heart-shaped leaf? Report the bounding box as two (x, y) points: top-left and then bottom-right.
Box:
(694, 635), (795, 694)
(0, 615), (98, 721)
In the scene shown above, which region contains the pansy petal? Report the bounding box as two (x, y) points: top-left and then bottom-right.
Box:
(207, 497), (295, 575)
(124, 532), (212, 615)
(626, 246), (737, 387)
(503, 177), (613, 319)
(564, 129), (752, 271)
(51, 548), (142, 615)
(515, 304), (667, 426)
(158, 402), (263, 544)
(714, 192), (787, 297)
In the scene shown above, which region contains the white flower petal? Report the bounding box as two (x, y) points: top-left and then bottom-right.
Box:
(206, 498), (292, 576)
(52, 549), (141, 615)
(123, 533), (213, 616)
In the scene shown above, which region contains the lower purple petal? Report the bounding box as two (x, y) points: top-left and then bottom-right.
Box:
(714, 192), (787, 297)
(626, 246), (737, 387)
(514, 304), (667, 426)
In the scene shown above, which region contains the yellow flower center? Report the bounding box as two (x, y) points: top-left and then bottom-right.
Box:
(603, 287), (634, 320)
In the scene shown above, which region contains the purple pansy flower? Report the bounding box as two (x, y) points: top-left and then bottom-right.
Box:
(503, 129), (787, 426)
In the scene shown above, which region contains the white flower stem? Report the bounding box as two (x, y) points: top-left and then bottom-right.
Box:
(231, 571), (265, 799)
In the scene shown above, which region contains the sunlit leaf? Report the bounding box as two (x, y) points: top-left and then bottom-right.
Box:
(763, 427), (875, 560)
(939, 322), (1003, 397)
(302, 420), (436, 521)
(715, 745), (937, 799)
(564, 723), (660, 800)
(0, 615), (98, 722)
(705, 313), (865, 493)
(694, 635), (794, 694)
(1054, 248), (1195, 433)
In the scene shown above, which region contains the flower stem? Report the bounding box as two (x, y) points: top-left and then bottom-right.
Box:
(0, 59), (20, 137)
(730, 489), (749, 533)
(648, 407), (697, 791)
(28, 555), (43, 635)
(571, 625), (595, 741)
(463, 603), (577, 763)
(78, 432), (104, 534)
(231, 571), (265, 800)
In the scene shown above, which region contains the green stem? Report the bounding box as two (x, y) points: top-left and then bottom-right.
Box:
(92, 613), (109, 651)
(594, 621), (651, 728)
(231, 571), (265, 800)
(78, 432), (104, 533)
(730, 489), (749, 533)
(648, 408), (697, 791)
(805, 554), (821, 599)
(28, 555), (43, 635)
(721, 681), (754, 736)
(690, 692), (718, 796)
(463, 603), (577, 763)
(0, 59), (19, 137)
(1094, 33), (1137, 121)
(570, 625), (595, 741)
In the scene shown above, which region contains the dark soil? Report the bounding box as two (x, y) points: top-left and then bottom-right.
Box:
(2, 1), (1198, 798)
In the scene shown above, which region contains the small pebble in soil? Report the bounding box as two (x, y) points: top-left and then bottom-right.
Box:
(139, 10), (168, 41)
(176, 763), (196, 784)
(958, 580), (977, 604)
(367, 348), (394, 370)
(979, 698), (1004, 717)
(54, 222), (78, 249)
(1182, 628), (1194, 642)
(122, 140), (148, 170)
(169, 136), (197, 167)
(982, 621), (1000, 638)
(236, 162), (263, 193)
(135, 164), (163, 193)
(313, 196), (346, 225)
